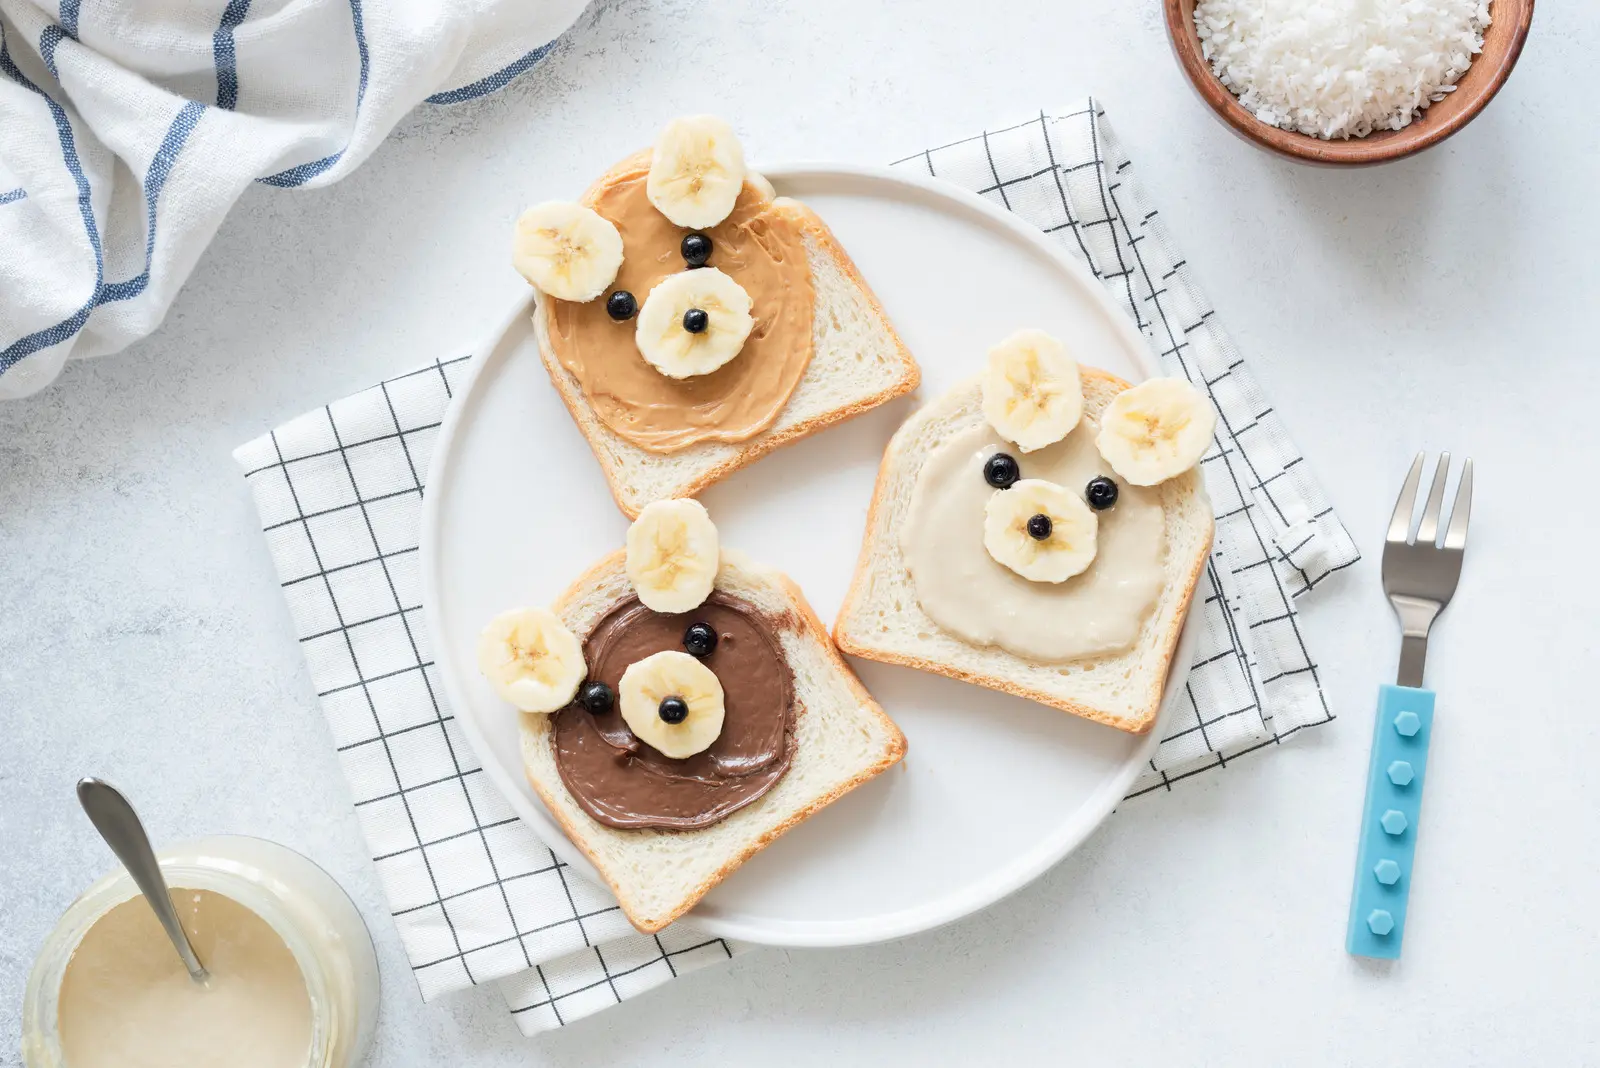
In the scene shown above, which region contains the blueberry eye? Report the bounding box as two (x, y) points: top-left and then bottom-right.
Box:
(1026, 514), (1053, 540)
(682, 308), (709, 333)
(984, 453), (1020, 489)
(683, 622), (717, 658)
(606, 290), (637, 321)
(577, 681), (613, 713)
(681, 233), (712, 267)
(1085, 476), (1119, 511)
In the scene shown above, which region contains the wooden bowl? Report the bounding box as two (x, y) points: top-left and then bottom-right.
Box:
(1163, 0), (1534, 165)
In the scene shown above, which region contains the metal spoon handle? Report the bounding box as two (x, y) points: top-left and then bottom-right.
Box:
(76, 778), (209, 983)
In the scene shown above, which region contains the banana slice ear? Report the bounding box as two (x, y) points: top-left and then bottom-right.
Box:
(626, 498), (720, 614)
(512, 201), (624, 303)
(477, 608), (587, 713)
(1094, 378), (1216, 486)
(647, 115), (747, 229)
(982, 329), (1083, 453)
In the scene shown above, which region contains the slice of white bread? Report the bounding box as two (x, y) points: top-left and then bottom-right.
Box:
(534, 152), (920, 518)
(522, 548), (907, 932)
(833, 368), (1214, 735)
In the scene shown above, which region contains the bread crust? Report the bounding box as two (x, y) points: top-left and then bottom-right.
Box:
(533, 151), (921, 519)
(525, 549), (906, 932)
(832, 367), (1214, 735)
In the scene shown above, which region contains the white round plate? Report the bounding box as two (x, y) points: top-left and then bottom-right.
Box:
(422, 163), (1196, 947)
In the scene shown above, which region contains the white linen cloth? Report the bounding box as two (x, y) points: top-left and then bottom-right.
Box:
(0, 0), (587, 399)
(233, 102), (1361, 1034)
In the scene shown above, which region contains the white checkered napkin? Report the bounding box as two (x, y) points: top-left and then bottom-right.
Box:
(234, 361), (742, 1036)
(893, 100), (1361, 793)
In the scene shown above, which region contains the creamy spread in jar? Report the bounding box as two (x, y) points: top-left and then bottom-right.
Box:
(24, 837), (380, 1068)
(544, 159), (816, 453)
(56, 890), (311, 1068)
(900, 418), (1167, 662)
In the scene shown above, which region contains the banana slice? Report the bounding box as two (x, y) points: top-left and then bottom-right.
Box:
(512, 201), (624, 303)
(626, 498), (720, 613)
(982, 329), (1083, 453)
(647, 115), (747, 229)
(983, 479), (1098, 583)
(476, 608), (586, 714)
(635, 268), (754, 378)
(618, 650), (725, 759)
(1094, 377), (1217, 486)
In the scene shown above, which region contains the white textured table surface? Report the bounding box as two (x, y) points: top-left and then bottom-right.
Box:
(4, 1), (1598, 1064)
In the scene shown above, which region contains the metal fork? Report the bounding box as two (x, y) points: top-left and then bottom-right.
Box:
(1383, 453), (1473, 689)
(1347, 453), (1473, 960)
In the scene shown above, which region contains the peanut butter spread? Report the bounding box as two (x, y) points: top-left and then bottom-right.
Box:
(545, 164), (816, 453)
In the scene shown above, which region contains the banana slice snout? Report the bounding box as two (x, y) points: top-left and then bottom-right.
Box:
(512, 201), (624, 303)
(635, 268), (754, 378)
(626, 498), (720, 614)
(618, 650), (726, 759)
(477, 607), (587, 714)
(982, 329), (1084, 453)
(983, 478), (1099, 583)
(647, 115), (747, 229)
(1094, 377), (1216, 486)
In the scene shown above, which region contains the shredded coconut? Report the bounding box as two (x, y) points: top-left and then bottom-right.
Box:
(1193, 0), (1492, 140)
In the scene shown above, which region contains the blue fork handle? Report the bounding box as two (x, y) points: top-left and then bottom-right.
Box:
(1347, 684), (1435, 959)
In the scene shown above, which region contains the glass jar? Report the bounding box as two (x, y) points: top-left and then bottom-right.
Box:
(21, 835), (380, 1068)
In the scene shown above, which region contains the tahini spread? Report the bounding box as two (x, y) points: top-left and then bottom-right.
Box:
(57, 889), (312, 1068)
(552, 593), (796, 829)
(545, 165), (815, 453)
(901, 419), (1168, 662)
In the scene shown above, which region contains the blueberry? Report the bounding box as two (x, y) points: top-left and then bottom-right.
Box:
(983, 453), (1020, 490)
(658, 696), (689, 724)
(606, 290), (637, 321)
(681, 233), (712, 267)
(1085, 476), (1119, 511)
(1026, 513), (1053, 541)
(683, 622), (717, 658)
(683, 308), (710, 334)
(577, 681), (613, 714)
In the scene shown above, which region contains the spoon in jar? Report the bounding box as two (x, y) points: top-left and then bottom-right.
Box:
(76, 778), (210, 985)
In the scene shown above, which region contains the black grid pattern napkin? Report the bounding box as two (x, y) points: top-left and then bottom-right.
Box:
(233, 99), (1357, 1036)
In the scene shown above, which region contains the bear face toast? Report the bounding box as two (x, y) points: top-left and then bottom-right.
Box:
(477, 500), (906, 933)
(833, 329), (1217, 735)
(513, 115), (920, 518)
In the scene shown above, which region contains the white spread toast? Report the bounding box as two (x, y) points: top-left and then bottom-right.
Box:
(834, 332), (1214, 734)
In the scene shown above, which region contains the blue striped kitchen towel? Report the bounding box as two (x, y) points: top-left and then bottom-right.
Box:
(0, 0), (587, 399)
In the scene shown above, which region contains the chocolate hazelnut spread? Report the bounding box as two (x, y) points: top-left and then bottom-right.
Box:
(551, 593), (796, 830)
(544, 162), (815, 453)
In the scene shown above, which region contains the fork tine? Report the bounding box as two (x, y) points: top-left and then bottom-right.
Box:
(1444, 457), (1472, 551)
(1386, 452), (1425, 544)
(1416, 452), (1451, 545)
